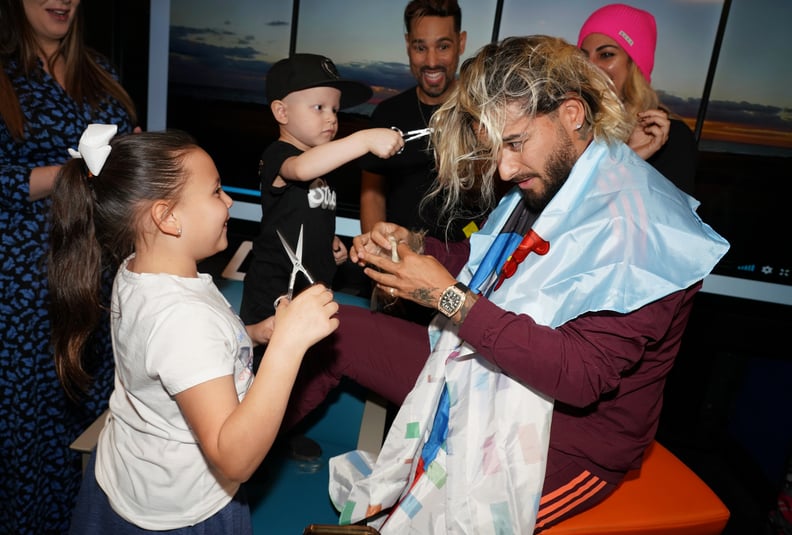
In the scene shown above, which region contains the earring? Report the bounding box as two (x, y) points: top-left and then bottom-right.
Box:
(177, 227), (182, 237)
(575, 123), (583, 130)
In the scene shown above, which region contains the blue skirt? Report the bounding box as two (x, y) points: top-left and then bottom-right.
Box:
(70, 449), (253, 534)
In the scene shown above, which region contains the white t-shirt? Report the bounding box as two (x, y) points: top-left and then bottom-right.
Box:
(96, 256), (254, 529)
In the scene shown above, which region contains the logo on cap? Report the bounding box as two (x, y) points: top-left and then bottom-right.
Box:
(321, 58), (340, 80)
(618, 30), (634, 47)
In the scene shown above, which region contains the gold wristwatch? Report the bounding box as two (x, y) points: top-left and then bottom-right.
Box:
(438, 282), (468, 318)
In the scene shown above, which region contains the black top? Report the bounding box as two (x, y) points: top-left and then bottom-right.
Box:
(647, 118), (697, 196)
(240, 140), (337, 324)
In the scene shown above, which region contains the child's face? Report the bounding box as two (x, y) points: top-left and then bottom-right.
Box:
(176, 147), (233, 261)
(281, 86), (342, 149)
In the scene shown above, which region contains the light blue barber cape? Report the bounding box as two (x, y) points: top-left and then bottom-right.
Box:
(466, 139), (729, 324)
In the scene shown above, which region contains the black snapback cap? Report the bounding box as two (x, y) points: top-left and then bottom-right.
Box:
(265, 53), (373, 110)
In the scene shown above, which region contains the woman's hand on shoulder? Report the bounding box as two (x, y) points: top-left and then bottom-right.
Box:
(628, 109), (670, 160)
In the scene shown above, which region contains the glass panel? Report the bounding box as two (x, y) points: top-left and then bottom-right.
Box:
(695, 0), (792, 289)
(167, 0), (291, 197)
(168, 0), (290, 106)
(700, 0), (792, 155)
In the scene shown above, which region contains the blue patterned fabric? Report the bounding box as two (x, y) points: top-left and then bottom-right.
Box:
(0, 58), (133, 534)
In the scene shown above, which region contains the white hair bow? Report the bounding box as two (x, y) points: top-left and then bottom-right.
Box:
(67, 124), (118, 176)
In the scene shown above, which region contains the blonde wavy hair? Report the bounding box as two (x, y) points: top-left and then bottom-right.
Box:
(621, 60), (662, 117)
(428, 35), (632, 222)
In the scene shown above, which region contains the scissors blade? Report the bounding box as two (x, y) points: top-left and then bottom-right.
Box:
(294, 225), (315, 284)
(295, 225), (304, 263)
(277, 229), (299, 265)
(403, 128), (433, 142)
(276, 226), (315, 296)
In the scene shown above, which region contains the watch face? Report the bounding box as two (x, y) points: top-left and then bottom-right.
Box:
(440, 286), (464, 316)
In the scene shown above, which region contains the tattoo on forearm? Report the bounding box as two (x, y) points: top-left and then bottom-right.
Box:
(453, 291), (478, 325)
(411, 287), (439, 308)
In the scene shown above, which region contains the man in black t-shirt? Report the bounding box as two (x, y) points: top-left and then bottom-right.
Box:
(359, 0), (475, 243)
(359, 0), (478, 324)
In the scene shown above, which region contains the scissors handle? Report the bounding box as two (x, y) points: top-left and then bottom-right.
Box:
(286, 270), (297, 301)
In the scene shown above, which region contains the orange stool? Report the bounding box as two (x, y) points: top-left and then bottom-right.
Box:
(544, 441), (730, 535)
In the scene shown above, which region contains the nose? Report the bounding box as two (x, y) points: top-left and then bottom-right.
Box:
(426, 47), (439, 66)
(498, 149), (521, 182)
(222, 189), (233, 208)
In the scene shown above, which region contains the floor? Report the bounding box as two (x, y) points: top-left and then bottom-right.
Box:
(247, 384), (368, 533)
(201, 221), (789, 534)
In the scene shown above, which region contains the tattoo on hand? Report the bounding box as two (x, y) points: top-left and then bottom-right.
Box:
(411, 287), (438, 308)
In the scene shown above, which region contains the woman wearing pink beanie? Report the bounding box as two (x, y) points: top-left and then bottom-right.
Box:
(578, 3), (696, 194)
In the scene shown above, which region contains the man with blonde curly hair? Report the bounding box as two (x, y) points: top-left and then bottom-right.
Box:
(286, 35), (728, 533)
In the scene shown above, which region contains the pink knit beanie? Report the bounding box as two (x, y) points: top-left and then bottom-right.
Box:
(577, 3), (657, 83)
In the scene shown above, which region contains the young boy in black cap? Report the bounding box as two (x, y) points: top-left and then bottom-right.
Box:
(240, 53), (403, 355)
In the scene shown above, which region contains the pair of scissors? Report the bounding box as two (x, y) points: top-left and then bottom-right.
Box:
(391, 126), (434, 154)
(274, 224), (315, 307)
(391, 126), (433, 142)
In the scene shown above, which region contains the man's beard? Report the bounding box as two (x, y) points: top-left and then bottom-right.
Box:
(521, 128), (577, 213)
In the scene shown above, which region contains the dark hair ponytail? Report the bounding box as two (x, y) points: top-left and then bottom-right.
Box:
(49, 159), (104, 399)
(49, 129), (197, 399)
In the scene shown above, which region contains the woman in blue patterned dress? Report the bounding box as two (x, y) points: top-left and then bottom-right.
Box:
(0, 0), (136, 532)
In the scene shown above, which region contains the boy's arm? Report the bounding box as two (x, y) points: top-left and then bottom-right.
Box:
(279, 128), (403, 182)
(360, 169), (386, 233)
